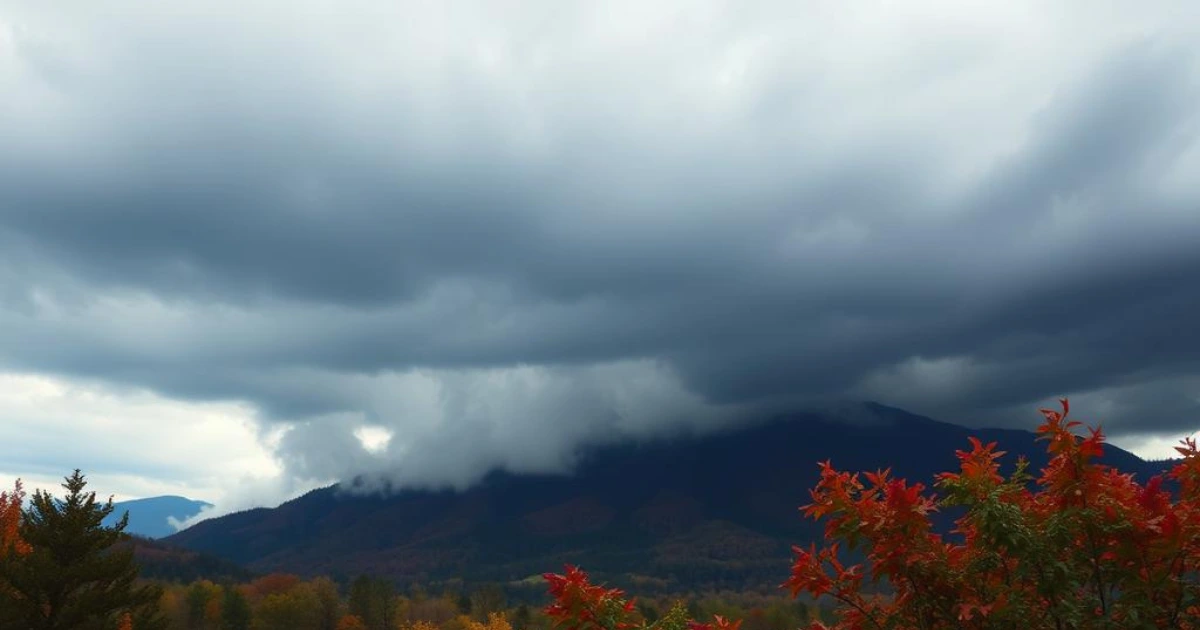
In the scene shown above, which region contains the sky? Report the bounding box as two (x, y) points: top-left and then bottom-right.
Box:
(1, 1), (1199, 522)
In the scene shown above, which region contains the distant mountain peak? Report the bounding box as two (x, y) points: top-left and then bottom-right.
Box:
(106, 496), (212, 539)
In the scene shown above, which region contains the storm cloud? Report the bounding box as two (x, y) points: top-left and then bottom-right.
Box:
(1, 0), (1199, 504)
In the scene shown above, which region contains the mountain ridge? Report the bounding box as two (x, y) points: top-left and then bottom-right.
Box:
(165, 403), (1171, 592)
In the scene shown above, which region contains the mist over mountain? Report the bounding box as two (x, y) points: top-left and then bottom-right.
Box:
(165, 403), (1171, 592)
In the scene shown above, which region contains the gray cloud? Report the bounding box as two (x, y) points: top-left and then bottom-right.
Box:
(1, 1), (1199, 497)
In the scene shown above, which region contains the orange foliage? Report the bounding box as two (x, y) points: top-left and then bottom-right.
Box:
(338, 614), (369, 630)
(205, 594), (222, 623)
(245, 572), (302, 600)
(0, 479), (30, 557)
(117, 611), (133, 630)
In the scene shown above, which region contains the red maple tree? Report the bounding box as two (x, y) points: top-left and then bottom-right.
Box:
(545, 399), (1200, 629)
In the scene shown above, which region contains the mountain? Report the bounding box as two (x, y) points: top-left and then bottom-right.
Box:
(106, 495), (212, 539)
(164, 403), (1172, 593)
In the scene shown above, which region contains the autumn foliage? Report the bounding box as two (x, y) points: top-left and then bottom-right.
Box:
(338, 614), (369, 630)
(544, 565), (741, 630)
(0, 479), (30, 559)
(0, 480), (31, 609)
(545, 399), (1200, 629)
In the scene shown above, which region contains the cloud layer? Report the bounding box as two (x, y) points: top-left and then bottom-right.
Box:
(1, 0), (1199, 506)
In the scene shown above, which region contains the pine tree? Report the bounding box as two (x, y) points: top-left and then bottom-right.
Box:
(349, 575), (396, 630)
(220, 584), (252, 630)
(0, 470), (166, 630)
(186, 581), (212, 629)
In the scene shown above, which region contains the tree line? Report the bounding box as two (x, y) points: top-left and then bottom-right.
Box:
(0, 470), (814, 630)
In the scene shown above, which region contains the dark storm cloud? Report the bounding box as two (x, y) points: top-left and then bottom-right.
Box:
(1, 0), (1199, 492)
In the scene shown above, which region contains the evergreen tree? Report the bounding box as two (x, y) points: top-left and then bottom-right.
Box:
(348, 575), (395, 630)
(185, 581), (212, 629)
(220, 584), (251, 630)
(0, 470), (166, 630)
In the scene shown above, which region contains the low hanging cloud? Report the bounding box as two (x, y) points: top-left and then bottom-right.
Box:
(1, 0), (1199, 507)
(270, 360), (744, 492)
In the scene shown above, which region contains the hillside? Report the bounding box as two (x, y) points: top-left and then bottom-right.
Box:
(118, 536), (255, 583)
(165, 403), (1171, 592)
